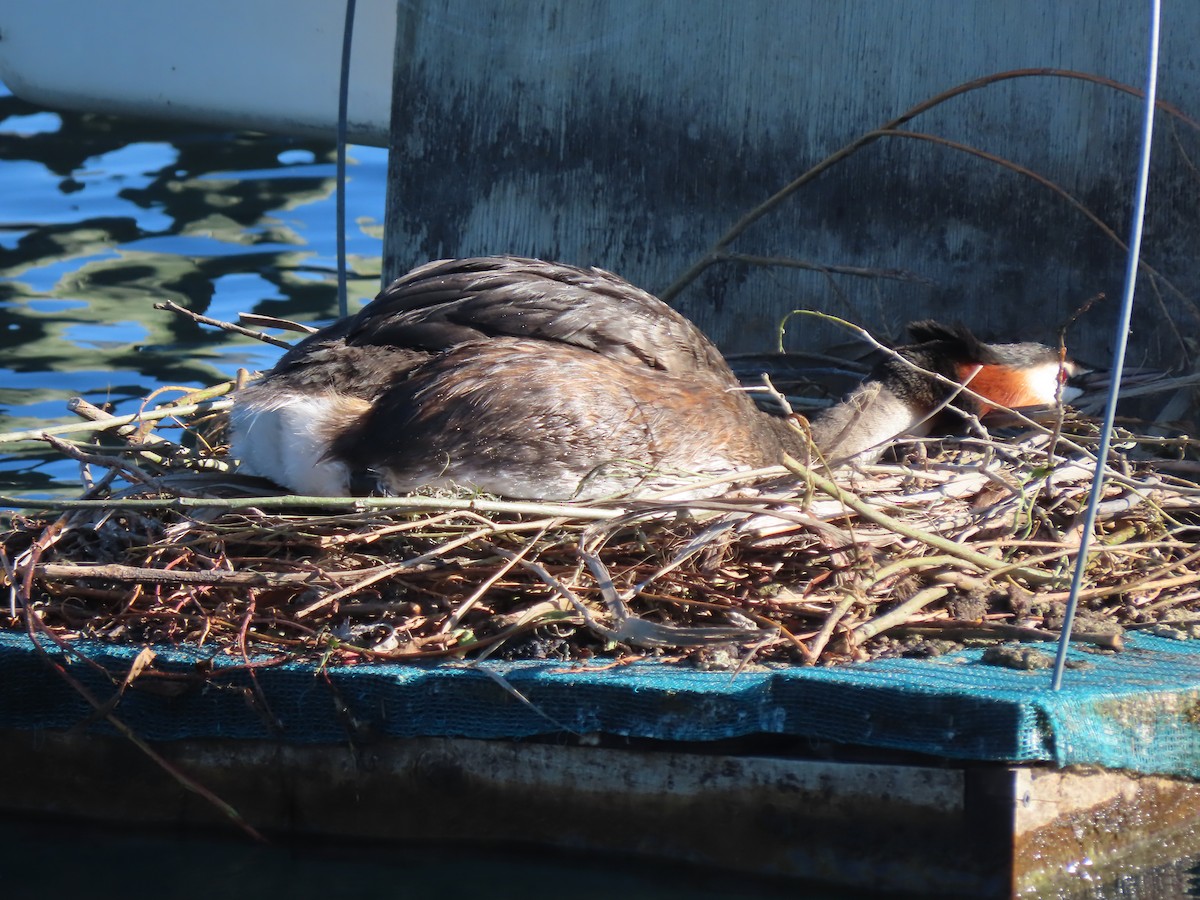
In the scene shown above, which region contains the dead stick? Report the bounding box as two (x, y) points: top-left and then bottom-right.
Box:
(0, 492), (623, 520)
(898, 621), (1124, 651)
(663, 67), (1199, 302)
(32, 562), (412, 587)
(805, 595), (858, 662)
(39, 434), (156, 484)
(854, 586), (950, 641)
(713, 251), (932, 284)
(0, 398), (234, 444)
(155, 299), (292, 349)
(782, 454), (1061, 586)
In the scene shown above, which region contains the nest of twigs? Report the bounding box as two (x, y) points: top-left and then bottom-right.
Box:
(3, 360), (1200, 670)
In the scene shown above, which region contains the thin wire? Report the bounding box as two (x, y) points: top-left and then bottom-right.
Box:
(1051, 0), (1161, 690)
(335, 0), (358, 319)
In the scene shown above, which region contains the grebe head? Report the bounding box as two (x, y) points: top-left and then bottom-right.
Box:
(903, 320), (1084, 414)
(809, 320), (1082, 465)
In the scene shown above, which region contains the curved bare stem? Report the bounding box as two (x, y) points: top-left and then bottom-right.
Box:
(662, 67), (1199, 302)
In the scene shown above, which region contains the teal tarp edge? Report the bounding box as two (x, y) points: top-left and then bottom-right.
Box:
(2, 630), (1199, 777)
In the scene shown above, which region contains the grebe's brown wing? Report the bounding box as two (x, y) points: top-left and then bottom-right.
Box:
(343, 256), (736, 384)
(329, 338), (793, 500)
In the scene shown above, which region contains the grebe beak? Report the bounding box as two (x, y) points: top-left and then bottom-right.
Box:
(1060, 362), (1091, 404)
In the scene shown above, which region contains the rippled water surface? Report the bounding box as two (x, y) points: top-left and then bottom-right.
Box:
(0, 81), (385, 498)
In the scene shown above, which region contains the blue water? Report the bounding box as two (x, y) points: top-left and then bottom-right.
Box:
(0, 80), (385, 497)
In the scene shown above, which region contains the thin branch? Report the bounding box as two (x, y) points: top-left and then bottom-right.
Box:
(663, 67), (1200, 302)
(155, 300), (293, 349)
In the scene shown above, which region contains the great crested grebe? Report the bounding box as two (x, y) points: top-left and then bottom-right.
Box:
(230, 256), (1082, 499)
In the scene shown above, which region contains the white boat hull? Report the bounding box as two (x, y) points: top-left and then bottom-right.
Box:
(0, 0), (396, 145)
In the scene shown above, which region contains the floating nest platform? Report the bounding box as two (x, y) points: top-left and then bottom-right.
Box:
(3, 366), (1200, 672)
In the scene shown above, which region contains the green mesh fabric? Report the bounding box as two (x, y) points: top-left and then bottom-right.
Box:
(3, 630), (1198, 776)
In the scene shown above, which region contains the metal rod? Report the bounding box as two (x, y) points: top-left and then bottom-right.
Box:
(335, 0), (358, 319)
(1051, 0), (1161, 690)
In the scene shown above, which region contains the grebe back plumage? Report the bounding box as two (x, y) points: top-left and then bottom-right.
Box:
(232, 257), (779, 498)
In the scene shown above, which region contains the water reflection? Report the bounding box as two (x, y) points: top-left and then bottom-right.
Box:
(0, 814), (827, 900)
(0, 83), (385, 496)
